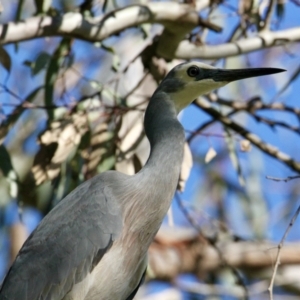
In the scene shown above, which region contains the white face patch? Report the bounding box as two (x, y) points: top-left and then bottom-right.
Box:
(166, 62), (227, 113)
(170, 79), (227, 112)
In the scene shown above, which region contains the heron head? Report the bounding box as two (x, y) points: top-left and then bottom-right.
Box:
(157, 61), (285, 112)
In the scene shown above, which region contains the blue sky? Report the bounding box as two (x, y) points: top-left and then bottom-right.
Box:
(0, 0), (300, 298)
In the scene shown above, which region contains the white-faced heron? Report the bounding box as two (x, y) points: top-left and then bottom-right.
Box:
(0, 62), (284, 299)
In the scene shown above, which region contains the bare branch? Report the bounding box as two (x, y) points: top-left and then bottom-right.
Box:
(175, 27), (300, 59)
(0, 4), (299, 61)
(252, 114), (300, 134)
(187, 96), (300, 143)
(0, 3), (215, 46)
(268, 206), (300, 300)
(262, 0), (276, 31)
(266, 175), (300, 182)
(175, 193), (248, 296)
(216, 97), (300, 116)
(150, 229), (300, 279)
(194, 98), (300, 173)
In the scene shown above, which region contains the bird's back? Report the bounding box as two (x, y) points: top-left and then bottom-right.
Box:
(0, 171), (126, 300)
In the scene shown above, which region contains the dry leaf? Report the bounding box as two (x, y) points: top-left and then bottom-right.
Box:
(80, 123), (115, 177)
(178, 142), (193, 192)
(115, 110), (145, 175)
(240, 139), (252, 152)
(205, 147), (217, 163)
(167, 207), (174, 227)
(32, 113), (88, 185)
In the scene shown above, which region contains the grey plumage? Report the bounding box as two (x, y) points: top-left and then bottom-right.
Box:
(1, 172), (124, 299)
(0, 62), (284, 300)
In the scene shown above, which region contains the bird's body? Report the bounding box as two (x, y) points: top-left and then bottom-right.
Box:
(0, 62), (284, 300)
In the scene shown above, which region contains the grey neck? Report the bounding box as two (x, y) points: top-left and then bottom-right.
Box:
(122, 91), (186, 235)
(142, 91), (185, 184)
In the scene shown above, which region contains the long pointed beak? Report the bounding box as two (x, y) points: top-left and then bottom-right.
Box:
(211, 67), (285, 82)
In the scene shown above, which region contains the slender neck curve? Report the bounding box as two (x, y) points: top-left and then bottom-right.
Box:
(122, 91), (186, 236)
(142, 91), (185, 180)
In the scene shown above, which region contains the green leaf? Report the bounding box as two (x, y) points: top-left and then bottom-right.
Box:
(15, 0), (25, 21)
(0, 146), (18, 198)
(64, 53), (74, 69)
(34, 0), (52, 14)
(111, 54), (120, 72)
(42, 0), (52, 13)
(0, 87), (43, 144)
(100, 43), (115, 53)
(25, 86), (44, 103)
(45, 57), (58, 118)
(32, 52), (51, 76)
(224, 127), (245, 187)
(89, 80), (103, 90)
(45, 38), (71, 120)
(0, 145), (14, 177)
(97, 156), (115, 173)
(23, 60), (34, 68)
(101, 87), (121, 103)
(273, 64), (300, 100)
(102, 0), (108, 12)
(140, 24), (151, 39)
(0, 46), (11, 73)
(276, 1), (285, 20)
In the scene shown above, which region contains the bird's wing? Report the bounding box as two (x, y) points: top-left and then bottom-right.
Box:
(126, 267), (147, 300)
(0, 171), (124, 300)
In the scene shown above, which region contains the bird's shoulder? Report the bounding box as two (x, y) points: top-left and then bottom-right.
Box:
(0, 170), (129, 300)
(27, 170), (128, 243)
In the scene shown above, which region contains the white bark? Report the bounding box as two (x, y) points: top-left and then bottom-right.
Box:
(176, 28), (300, 59)
(0, 3), (208, 45)
(1, 2), (299, 60)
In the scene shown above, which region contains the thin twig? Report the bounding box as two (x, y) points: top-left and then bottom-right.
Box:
(252, 114), (300, 134)
(194, 98), (300, 173)
(0, 83), (23, 101)
(186, 129), (239, 140)
(188, 96), (300, 143)
(262, 0), (276, 31)
(271, 64), (300, 102)
(266, 175), (300, 182)
(175, 193), (204, 234)
(268, 205), (300, 300)
(217, 97), (300, 117)
(175, 193), (249, 300)
(123, 71), (149, 99)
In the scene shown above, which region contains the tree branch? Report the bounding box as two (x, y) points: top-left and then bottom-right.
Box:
(268, 205), (300, 300)
(187, 96), (300, 144)
(175, 27), (300, 59)
(0, 3), (215, 45)
(262, 0), (276, 31)
(216, 97), (300, 116)
(194, 98), (300, 173)
(150, 230), (300, 280)
(1, 3), (299, 62)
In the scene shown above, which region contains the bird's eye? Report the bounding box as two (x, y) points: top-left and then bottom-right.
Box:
(187, 66), (200, 77)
